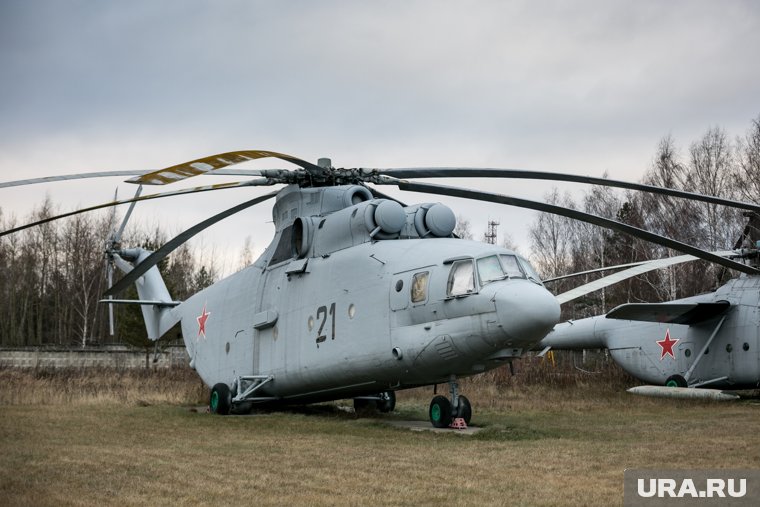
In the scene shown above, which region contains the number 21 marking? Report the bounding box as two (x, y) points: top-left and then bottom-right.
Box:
(316, 302), (336, 345)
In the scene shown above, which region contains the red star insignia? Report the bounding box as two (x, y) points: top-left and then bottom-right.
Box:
(197, 303), (211, 340)
(656, 329), (679, 360)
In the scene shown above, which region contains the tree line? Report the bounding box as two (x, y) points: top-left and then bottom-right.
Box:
(528, 116), (760, 320)
(0, 201), (220, 348)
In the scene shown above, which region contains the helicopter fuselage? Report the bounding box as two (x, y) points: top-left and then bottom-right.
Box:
(174, 184), (560, 404)
(543, 275), (760, 389)
(181, 238), (559, 403)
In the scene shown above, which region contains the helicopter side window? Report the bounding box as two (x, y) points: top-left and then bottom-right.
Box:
(447, 260), (475, 297)
(411, 271), (430, 303)
(476, 255), (506, 286)
(499, 254), (526, 279)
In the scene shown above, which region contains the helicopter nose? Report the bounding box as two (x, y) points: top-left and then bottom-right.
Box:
(493, 282), (560, 345)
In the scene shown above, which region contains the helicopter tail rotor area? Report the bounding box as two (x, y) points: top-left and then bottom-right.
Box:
(104, 185), (143, 336)
(104, 247), (181, 341)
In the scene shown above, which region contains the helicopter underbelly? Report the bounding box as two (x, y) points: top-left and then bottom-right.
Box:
(390, 312), (501, 381)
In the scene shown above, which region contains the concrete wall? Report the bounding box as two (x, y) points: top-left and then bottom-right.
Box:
(0, 345), (190, 369)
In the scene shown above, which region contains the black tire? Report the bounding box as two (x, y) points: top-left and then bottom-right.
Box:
(377, 391), (396, 413)
(429, 395), (453, 428)
(210, 383), (232, 415)
(353, 398), (377, 415)
(665, 375), (688, 388)
(455, 395), (472, 425)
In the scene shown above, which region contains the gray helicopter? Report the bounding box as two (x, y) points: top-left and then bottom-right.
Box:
(3, 150), (760, 425)
(537, 213), (760, 395)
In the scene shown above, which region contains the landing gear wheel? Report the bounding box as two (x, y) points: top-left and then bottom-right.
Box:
(665, 375), (688, 388)
(210, 383), (232, 415)
(353, 398), (377, 415)
(429, 395), (453, 428)
(455, 395), (472, 425)
(377, 391), (396, 413)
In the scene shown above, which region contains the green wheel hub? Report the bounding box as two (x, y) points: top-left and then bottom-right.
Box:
(209, 383), (231, 414)
(665, 375), (687, 388)
(428, 395), (452, 428)
(431, 404), (441, 422)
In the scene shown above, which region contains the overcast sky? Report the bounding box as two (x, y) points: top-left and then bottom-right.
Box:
(1, 0), (759, 274)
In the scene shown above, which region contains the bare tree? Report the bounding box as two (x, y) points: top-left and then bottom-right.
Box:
(735, 115), (760, 204)
(237, 235), (254, 272)
(501, 232), (519, 253)
(638, 135), (701, 300)
(61, 213), (104, 347)
(572, 181), (622, 314)
(688, 126), (741, 251)
(0, 205), (222, 347)
(453, 214), (474, 240)
(529, 188), (575, 279)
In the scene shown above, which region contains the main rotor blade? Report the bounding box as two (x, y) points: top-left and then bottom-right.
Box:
(114, 185), (143, 243)
(379, 168), (760, 214)
(367, 187), (407, 207)
(392, 180), (760, 276)
(543, 261), (650, 283)
(128, 150), (323, 185)
(0, 169), (269, 189)
(0, 178), (273, 237)
(554, 251), (737, 304)
(104, 190), (279, 296)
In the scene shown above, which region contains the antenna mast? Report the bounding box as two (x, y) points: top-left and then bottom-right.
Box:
(484, 220), (499, 245)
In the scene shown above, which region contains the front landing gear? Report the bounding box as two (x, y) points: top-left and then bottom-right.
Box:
(429, 376), (472, 428)
(429, 395), (452, 428)
(456, 395), (472, 424)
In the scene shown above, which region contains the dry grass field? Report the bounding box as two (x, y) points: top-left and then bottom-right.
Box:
(1, 362), (759, 506)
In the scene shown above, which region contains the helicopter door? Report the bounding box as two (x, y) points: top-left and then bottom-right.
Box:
(254, 263), (287, 376)
(390, 273), (410, 311)
(676, 341), (694, 375)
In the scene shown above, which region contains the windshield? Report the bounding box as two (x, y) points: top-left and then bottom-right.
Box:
(447, 260), (475, 296)
(499, 254), (526, 279)
(517, 256), (543, 285)
(477, 255), (506, 286)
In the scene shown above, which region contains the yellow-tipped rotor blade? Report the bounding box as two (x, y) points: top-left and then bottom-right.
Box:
(127, 150), (322, 185)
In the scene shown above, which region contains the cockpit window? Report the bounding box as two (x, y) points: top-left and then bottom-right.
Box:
(499, 254), (526, 279)
(411, 271), (429, 303)
(447, 260), (475, 296)
(477, 255), (506, 286)
(517, 255), (543, 285)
